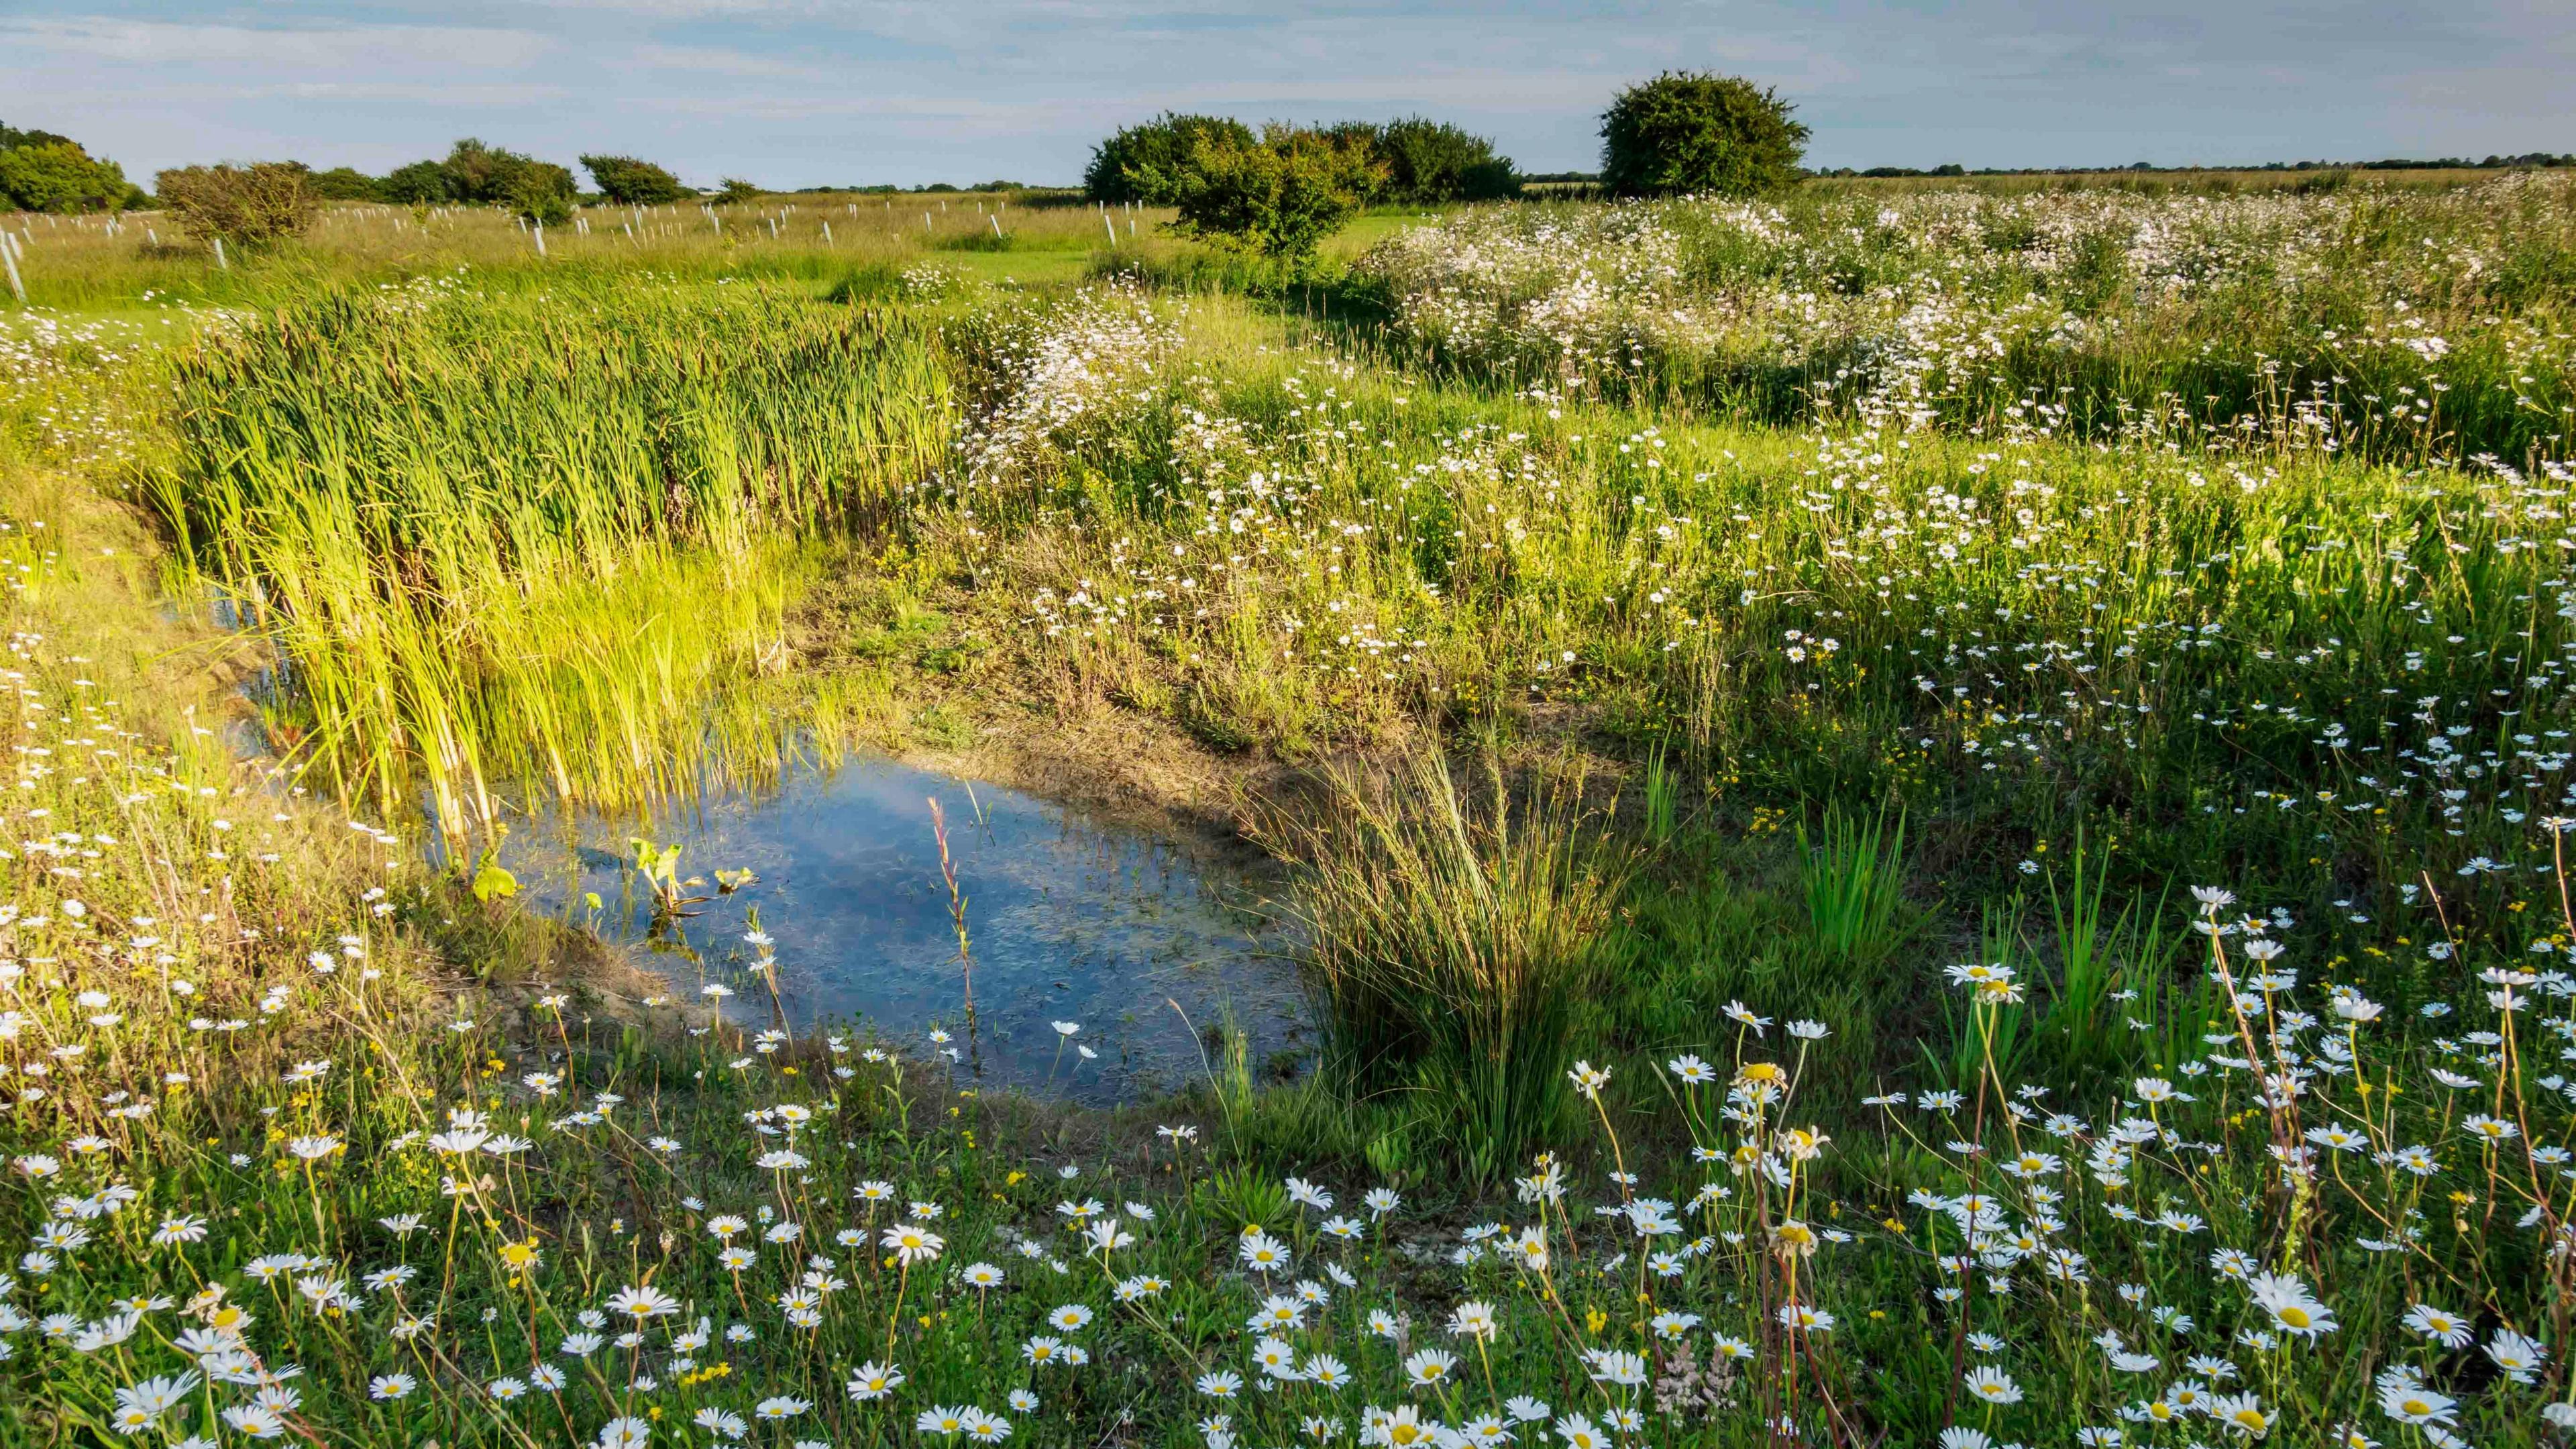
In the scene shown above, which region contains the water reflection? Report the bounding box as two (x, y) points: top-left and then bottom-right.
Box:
(483, 756), (1301, 1103)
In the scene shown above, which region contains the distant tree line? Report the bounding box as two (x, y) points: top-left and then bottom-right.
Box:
(773, 180), (1036, 195)
(17, 96), (2568, 248)
(187, 143), (1063, 215)
(0, 121), (146, 213)
(1085, 114), (1518, 208)
(221, 142), (689, 219)
(1077, 113), (1529, 269)
(1077, 76), (1811, 262)
(350, 140), (588, 221)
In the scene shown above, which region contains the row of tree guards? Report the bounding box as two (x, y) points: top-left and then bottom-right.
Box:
(501, 195), (1148, 256)
(0, 191), (1156, 278)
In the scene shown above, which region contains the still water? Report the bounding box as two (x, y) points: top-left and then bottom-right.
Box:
(484, 757), (1301, 1104)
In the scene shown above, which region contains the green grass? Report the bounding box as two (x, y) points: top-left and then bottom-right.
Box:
(146, 274), (953, 841)
(1, 197), (1164, 319)
(888, 270), (2576, 1120)
(6, 181), (2576, 1447)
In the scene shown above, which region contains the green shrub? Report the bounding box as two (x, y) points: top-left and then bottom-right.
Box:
(0, 139), (131, 213)
(154, 162), (317, 246)
(433, 138), (507, 201)
(379, 159), (453, 205)
(716, 177), (762, 205)
(1371, 117), (1519, 203)
(930, 231), (1019, 254)
(1084, 113), (1256, 205)
(405, 138), (578, 222)
(1168, 123), (1386, 266)
(1599, 70), (1809, 198)
(505, 167), (576, 225)
(304, 166), (382, 202)
(581, 154), (690, 205)
(0, 121), (72, 151)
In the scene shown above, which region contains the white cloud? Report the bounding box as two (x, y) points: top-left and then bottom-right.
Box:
(1, 17), (553, 71)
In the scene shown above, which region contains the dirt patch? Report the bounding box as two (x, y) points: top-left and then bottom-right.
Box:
(910, 698), (1278, 856)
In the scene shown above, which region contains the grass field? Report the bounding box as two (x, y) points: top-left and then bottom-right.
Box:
(5, 172), (2576, 1446)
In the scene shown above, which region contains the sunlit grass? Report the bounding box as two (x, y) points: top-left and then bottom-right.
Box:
(5, 178), (2576, 1447)
(146, 274), (953, 841)
(1, 197), (1173, 316)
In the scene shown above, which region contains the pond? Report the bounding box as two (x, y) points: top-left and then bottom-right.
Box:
(475, 755), (1304, 1104)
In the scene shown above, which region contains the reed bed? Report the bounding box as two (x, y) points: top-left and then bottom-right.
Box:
(149, 274), (953, 837)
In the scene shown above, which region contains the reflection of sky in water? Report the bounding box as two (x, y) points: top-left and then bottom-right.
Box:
(487, 758), (1302, 1104)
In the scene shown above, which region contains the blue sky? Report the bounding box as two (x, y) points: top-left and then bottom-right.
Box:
(5, 1), (2569, 188)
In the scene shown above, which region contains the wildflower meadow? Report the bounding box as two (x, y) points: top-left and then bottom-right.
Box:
(1, 166), (2575, 1449)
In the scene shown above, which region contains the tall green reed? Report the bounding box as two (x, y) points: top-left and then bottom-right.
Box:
(148, 276), (954, 840)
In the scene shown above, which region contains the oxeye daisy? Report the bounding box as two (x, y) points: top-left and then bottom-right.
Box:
(882, 1223), (945, 1264)
(2247, 1273), (2335, 1339)
(1238, 1229), (1290, 1273)
(2395, 1301), (2468, 1346)
(847, 1362), (906, 1401)
(2209, 1393), (2270, 1438)
(2378, 1379), (2456, 1427)
(2486, 1326), (2546, 1383)
(1552, 1414), (1608, 1449)
(1961, 1366), (2022, 1405)
(606, 1284), (680, 1321)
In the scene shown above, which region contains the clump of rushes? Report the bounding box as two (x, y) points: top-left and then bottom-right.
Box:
(1259, 752), (1633, 1182)
(146, 275), (953, 843)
